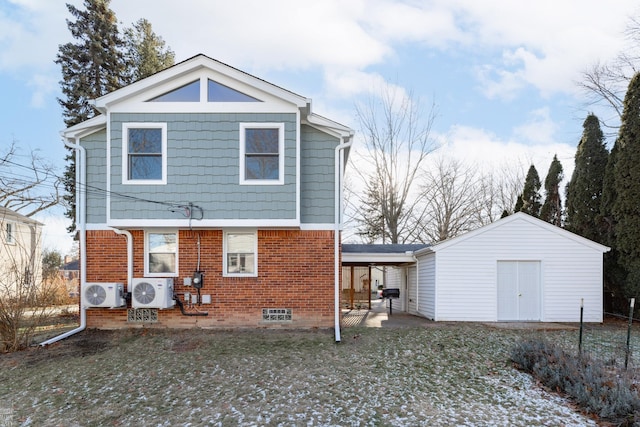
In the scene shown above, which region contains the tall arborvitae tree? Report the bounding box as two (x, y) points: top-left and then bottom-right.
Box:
(56, 0), (127, 232)
(514, 164), (542, 217)
(601, 139), (626, 309)
(540, 155), (563, 226)
(565, 114), (609, 241)
(124, 18), (175, 82)
(612, 71), (640, 297)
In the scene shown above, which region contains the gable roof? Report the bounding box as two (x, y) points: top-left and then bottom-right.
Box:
(415, 212), (610, 255)
(0, 206), (43, 227)
(62, 54), (353, 142)
(91, 54), (311, 111)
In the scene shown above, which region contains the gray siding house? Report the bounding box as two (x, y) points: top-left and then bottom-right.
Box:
(56, 55), (353, 341)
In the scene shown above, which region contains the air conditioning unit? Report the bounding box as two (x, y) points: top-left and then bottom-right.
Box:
(82, 282), (126, 308)
(131, 278), (175, 309)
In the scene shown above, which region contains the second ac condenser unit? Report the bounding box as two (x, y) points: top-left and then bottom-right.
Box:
(131, 278), (175, 309)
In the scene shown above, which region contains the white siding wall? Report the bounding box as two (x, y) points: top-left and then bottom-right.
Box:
(434, 217), (603, 322)
(384, 266), (406, 312)
(416, 252), (436, 319)
(407, 266), (417, 314)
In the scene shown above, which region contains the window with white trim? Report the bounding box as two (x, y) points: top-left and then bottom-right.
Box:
(5, 222), (15, 244)
(239, 123), (284, 185)
(224, 231), (257, 276)
(145, 231), (178, 276)
(123, 123), (167, 184)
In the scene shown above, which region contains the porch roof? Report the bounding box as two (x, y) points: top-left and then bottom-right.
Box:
(341, 244), (429, 266)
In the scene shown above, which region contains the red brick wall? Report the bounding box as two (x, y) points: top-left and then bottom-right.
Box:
(83, 229), (337, 329)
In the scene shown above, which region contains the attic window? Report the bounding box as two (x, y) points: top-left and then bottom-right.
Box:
(149, 80), (200, 102)
(208, 79), (259, 102)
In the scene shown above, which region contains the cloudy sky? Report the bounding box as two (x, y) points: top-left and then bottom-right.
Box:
(1, 0), (638, 253)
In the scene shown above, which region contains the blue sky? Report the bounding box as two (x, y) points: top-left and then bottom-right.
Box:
(1, 0), (638, 254)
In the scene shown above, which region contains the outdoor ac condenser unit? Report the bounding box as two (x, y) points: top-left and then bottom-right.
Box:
(82, 282), (126, 308)
(131, 278), (175, 309)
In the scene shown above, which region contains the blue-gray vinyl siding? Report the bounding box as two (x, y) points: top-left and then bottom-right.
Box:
(83, 130), (107, 224)
(109, 113), (297, 220)
(300, 125), (338, 224)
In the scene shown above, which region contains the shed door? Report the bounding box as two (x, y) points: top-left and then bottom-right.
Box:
(497, 261), (541, 321)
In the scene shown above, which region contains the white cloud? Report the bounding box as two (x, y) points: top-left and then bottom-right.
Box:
(452, 0), (638, 98)
(441, 124), (575, 189)
(512, 107), (558, 145)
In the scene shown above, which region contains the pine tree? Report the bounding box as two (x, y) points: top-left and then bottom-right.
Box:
(564, 114), (608, 241)
(612, 71), (640, 297)
(56, 0), (127, 232)
(540, 155), (563, 226)
(514, 164), (541, 217)
(124, 18), (175, 82)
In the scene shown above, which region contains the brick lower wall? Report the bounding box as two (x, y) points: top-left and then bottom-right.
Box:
(84, 229), (337, 330)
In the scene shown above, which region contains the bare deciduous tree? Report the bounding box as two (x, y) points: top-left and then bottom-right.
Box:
(0, 140), (61, 217)
(350, 84), (437, 244)
(578, 17), (640, 130)
(414, 156), (481, 243)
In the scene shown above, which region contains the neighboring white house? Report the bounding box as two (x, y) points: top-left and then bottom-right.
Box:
(410, 213), (609, 323)
(0, 206), (43, 297)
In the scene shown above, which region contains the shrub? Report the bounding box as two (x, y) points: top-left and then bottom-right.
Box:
(511, 339), (640, 426)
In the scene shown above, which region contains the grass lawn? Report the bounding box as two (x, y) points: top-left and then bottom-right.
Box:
(0, 323), (595, 426)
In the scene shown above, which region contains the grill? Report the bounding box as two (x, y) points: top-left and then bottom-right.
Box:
(381, 288), (400, 315)
(381, 288), (400, 299)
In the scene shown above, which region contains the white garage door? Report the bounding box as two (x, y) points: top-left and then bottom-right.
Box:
(497, 261), (541, 321)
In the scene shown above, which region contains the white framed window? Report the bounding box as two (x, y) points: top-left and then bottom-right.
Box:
(5, 222), (15, 244)
(239, 123), (284, 185)
(145, 231), (178, 277)
(123, 123), (168, 185)
(223, 231), (257, 277)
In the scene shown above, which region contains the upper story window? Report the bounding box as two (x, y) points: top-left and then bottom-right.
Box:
(123, 123), (167, 185)
(149, 80), (200, 102)
(145, 231), (178, 277)
(223, 231), (257, 277)
(239, 123), (284, 185)
(208, 79), (259, 102)
(5, 222), (15, 244)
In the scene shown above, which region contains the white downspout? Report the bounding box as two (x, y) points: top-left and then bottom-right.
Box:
(334, 136), (352, 343)
(110, 228), (133, 292)
(41, 137), (87, 346)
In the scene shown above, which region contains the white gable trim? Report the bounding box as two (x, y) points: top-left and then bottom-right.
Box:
(92, 55), (310, 112)
(416, 212), (610, 255)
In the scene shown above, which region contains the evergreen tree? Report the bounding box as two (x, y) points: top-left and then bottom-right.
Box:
(56, 0), (127, 232)
(540, 155), (563, 226)
(514, 164), (541, 217)
(612, 71), (640, 297)
(124, 18), (175, 82)
(564, 114), (609, 241)
(601, 139), (626, 309)
(357, 178), (386, 243)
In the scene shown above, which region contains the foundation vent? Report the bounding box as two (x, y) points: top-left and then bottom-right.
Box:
(127, 308), (158, 323)
(262, 308), (292, 322)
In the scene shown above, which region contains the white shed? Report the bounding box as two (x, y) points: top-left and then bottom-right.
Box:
(412, 213), (609, 323)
